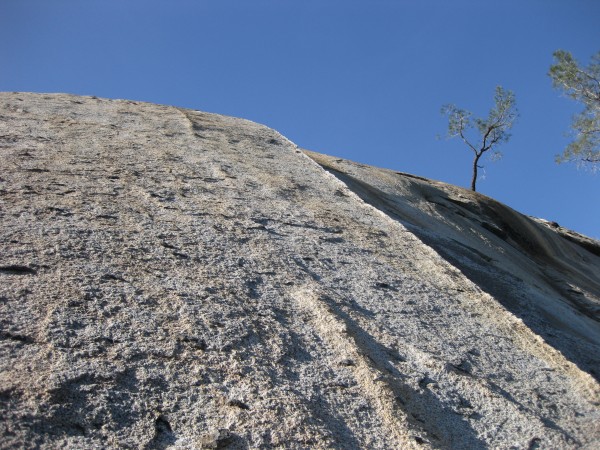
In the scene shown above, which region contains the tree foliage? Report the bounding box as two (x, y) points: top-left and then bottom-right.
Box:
(549, 50), (600, 169)
(441, 86), (518, 191)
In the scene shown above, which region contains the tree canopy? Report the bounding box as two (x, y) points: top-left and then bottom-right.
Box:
(549, 50), (600, 170)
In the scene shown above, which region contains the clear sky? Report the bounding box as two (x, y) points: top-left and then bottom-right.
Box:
(1, 0), (599, 238)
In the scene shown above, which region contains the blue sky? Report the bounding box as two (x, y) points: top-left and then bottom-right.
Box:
(1, 0), (599, 238)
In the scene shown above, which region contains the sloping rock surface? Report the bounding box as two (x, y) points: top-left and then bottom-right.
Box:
(305, 151), (600, 382)
(1, 92), (599, 449)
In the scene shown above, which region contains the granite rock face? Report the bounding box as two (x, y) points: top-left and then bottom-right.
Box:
(1, 92), (599, 449)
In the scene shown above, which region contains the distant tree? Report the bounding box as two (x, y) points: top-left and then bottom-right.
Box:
(549, 50), (600, 170)
(441, 86), (518, 192)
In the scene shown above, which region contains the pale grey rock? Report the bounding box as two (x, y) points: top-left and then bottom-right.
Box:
(0, 92), (599, 449)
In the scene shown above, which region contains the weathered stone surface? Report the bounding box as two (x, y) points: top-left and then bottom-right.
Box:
(0, 92), (599, 449)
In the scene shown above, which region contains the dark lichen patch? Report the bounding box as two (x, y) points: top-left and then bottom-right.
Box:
(227, 399), (250, 410)
(374, 282), (397, 291)
(1, 331), (35, 344)
(0, 265), (37, 275)
(319, 236), (345, 244)
(147, 415), (176, 449)
(100, 273), (126, 282)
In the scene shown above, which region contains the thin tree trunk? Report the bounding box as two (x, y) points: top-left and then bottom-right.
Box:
(471, 153), (481, 191)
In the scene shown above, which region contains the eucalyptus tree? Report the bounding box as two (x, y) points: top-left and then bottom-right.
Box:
(442, 86), (518, 192)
